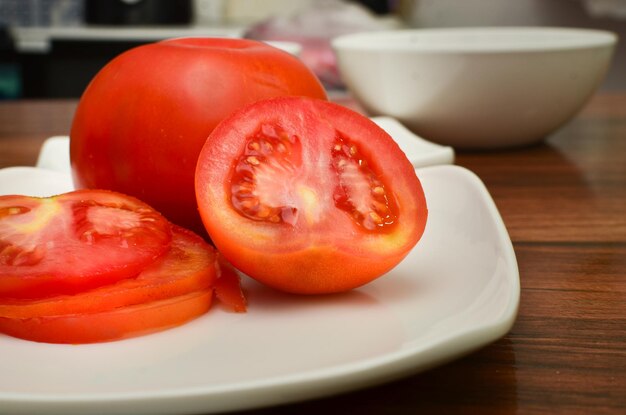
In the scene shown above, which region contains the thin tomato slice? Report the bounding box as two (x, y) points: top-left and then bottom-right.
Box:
(214, 255), (247, 313)
(0, 190), (172, 300)
(0, 290), (212, 344)
(0, 226), (216, 318)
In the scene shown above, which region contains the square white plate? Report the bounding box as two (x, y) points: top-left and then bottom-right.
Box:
(0, 161), (519, 414)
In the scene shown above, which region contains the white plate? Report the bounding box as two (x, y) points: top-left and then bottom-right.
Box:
(0, 166), (73, 196)
(35, 136), (71, 175)
(0, 163), (518, 414)
(371, 116), (454, 167)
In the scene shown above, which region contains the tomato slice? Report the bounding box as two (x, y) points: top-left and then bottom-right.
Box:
(195, 97), (428, 294)
(214, 254), (247, 312)
(0, 290), (212, 344)
(0, 190), (172, 300)
(0, 226), (216, 318)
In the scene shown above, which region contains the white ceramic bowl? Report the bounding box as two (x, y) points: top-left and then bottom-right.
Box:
(332, 27), (617, 148)
(265, 40), (302, 57)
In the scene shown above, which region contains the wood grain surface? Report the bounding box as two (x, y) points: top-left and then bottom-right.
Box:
(0, 93), (624, 414)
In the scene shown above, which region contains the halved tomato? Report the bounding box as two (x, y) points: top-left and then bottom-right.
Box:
(0, 226), (215, 318)
(0, 190), (172, 300)
(0, 289), (212, 344)
(195, 97), (428, 294)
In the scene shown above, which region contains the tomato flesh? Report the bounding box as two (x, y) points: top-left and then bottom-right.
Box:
(0, 226), (215, 318)
(195, 97), (428, 294)
(0, 190), (172, 300)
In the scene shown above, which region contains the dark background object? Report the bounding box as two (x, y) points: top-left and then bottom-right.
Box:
(0, 24), (20, 99)
(356, 0), (392, 15)
(19, 40), (146, 98)
(85, 0), (192, 26)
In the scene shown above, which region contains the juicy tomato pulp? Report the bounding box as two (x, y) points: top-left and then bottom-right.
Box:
(0, 190), (171, 300)
(195, 97), (428, 294)
(70, 38), (327, 236)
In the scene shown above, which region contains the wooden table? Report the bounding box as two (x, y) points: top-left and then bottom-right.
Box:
(1, 94), (625, 414)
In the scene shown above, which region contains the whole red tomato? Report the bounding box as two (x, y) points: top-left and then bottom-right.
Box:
(70, 38), (327, 235)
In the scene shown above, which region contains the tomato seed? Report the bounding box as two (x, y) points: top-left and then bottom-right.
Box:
(238, 199), (259, 210)
(248, 141), (260, 151)
(0, 206), (30, 218)
(256, 205), (271, 218)
(369, 212), (384, 226)
(246, 156), (260, 166)
(372, 186), (385, 196)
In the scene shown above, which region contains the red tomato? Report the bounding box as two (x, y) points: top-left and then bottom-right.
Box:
(0, 226), (215, 318)
(70, 38), (327, 235)
(0, 190), (171, 300)
(0, 290), (212, 344)
(195, 97), (428, 294)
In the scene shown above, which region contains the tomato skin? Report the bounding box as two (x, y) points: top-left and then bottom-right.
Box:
(195, 97), (428, 294)
(0, 290), (212, 344)
(70, 38), (327, 235)
(0, 190), (172, 300)
(0, 226), (216, 318)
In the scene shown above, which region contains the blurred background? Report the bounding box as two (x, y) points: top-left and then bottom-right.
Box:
(0, 0), (624, 99)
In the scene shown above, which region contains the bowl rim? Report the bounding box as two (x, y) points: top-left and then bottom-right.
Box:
(331, 27), (618, 54)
